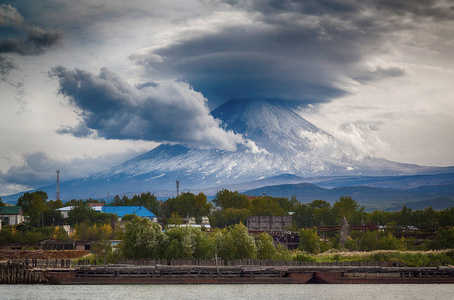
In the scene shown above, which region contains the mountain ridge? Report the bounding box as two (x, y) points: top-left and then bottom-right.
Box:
(3, 100), (453, 202)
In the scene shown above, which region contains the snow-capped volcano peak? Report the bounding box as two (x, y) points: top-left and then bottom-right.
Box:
(212, 99), (331, 154)
(14, 100), (432, 200)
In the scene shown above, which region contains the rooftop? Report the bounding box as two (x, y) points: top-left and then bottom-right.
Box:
(0, 206), (22, 215)
(102, 206), (156, 218)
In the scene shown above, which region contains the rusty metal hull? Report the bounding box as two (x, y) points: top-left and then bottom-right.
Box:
(44, 271), (314, 285)
(43, 265), (454, 285)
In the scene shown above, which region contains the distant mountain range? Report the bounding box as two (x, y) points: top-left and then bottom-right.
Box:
(242, 175), (454, 211)
(3, 100), (454, 210)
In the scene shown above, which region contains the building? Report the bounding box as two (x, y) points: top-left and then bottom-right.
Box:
(247, 215), (294, 232)
(0, 206), (26, 227)
(168, 216), (211, 231)
(101, 206), (157, 222)
(56, 205), (103, 218)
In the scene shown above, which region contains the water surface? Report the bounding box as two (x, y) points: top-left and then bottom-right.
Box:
(1, 284), (454, 300)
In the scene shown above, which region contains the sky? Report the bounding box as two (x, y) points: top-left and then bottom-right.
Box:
(1, 0), (454, 196)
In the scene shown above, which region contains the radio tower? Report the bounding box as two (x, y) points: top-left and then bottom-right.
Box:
(56, 170), (60, 200)
(176, 180), (180, 198)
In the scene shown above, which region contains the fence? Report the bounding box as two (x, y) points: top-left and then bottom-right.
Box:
(110, 258), (423, 268)
(0, 260), (56, 284)
(2, 258), (71, 269)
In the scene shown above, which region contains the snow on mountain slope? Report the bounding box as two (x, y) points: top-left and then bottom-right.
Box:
(74, 100), (428, 194)
(3, 100), (439, 201)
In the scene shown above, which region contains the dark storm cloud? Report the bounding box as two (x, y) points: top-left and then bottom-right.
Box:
(225, 0), (454, 20)
(132, 0), (452, 108)
(1, 152), (59, 187)
(0, 4), (63, 55)
(50, 66), (246, 150)
(136, 81), (158, 90)
(0, 27), (63, 55)
(355, 66), (407, 83)
(374, 0), (454, 20)
(0, 3), (63, 105)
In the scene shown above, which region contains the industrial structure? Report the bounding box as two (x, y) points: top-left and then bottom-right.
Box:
(56, 170), (60, 200)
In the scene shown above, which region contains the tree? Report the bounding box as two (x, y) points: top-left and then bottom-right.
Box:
(43, 209), (65, 227)
(210, 208), (250, 228)
(131, 192), (160, 214)
(229, 223), (257, 260)
(256, 232), (277, 260)
(429, 227), (454, 249)
(276, 196), (299, 213)
(17, 191), (48, 226)
(52, 226), (69, 241)
(398, 206), (413, 228)
(0, 196), (5, 206)
(164, 192), (212, 219)
(250, 196), (286, 216)
(213, 228), (234, 260)
(72, 221), (113, 241)
(164, 226), (215, 260)
(67, 205), (114, 225)
(298, 228), (321, 254)
(213, 189), (250, 210)
(309, 199), (335, 226)
(212, 223), (257, 260)
(294, 203), (315, 228)
(332, 196), (364, 225)
(167, 212), (183, 225)
(119, 215), (167, 259)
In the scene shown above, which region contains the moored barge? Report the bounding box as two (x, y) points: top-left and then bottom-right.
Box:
(44, 265), (454, 284)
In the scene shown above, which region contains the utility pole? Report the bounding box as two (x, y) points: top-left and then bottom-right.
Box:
(56, 170), (60, 200)
(176, 180), (180, 197)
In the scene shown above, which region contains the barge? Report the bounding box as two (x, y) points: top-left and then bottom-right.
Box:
(44, 264), (454, 284)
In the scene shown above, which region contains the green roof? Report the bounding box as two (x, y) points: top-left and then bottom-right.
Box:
(0, 206), (22, 215)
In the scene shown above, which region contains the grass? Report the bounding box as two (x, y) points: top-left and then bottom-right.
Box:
(291, 249), (454, 267)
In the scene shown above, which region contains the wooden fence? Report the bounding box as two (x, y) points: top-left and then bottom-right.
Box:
(112, 258), (417, 268)
(0, 261), (46, 284)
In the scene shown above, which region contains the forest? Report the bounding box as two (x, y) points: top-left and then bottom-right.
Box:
(1, 190), (453, 265)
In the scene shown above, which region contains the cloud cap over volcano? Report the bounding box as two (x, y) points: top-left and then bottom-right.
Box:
(128, 0), (454, 108)
(50, 66), (248, 151)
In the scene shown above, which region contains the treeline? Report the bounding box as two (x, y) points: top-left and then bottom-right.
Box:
(294, 198), (454, 229)
(112, 215), (287, 262)
(11, 189), (454, 230)
(210, 190), (454, 230)
(107, 215), (454, 264)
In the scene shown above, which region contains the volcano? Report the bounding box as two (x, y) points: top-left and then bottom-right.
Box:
(3, 100), (448, 201)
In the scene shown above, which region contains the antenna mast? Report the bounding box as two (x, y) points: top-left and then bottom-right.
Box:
(56, 170), (60, 200)
(176, 180), (180, 197)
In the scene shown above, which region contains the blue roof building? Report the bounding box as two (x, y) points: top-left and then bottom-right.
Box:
(102, 206), (157, 222)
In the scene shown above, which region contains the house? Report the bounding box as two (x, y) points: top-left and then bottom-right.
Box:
(0, 206), (26, 227)
(88, 203), (104, 210)
(39, 237), (74, 250)
(56, 205), (103, 218)
(101, 206), (157, 222)
(167, 216), (211, 231)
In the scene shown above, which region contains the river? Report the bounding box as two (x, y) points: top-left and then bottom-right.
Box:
(1, 284), (454, 300)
